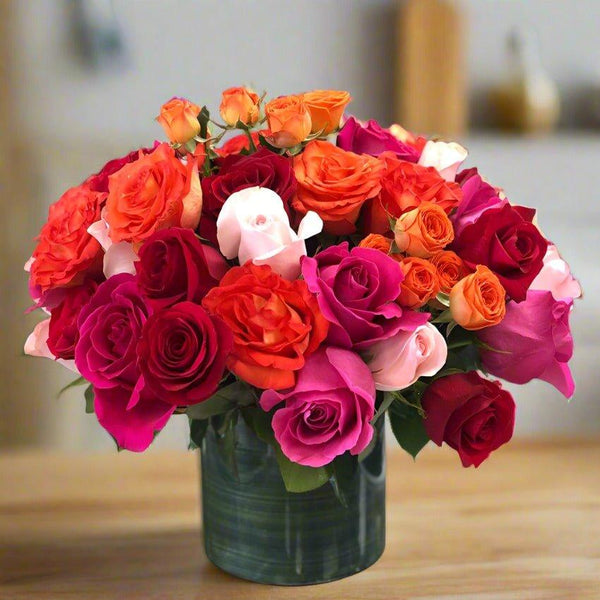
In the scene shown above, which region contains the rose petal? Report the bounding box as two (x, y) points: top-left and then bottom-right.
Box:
(103, 241), (138, 278)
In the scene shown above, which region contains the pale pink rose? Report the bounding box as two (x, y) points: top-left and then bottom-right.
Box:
(87, 217), (137, 279)
(368, 322), (447, 391)
(24, 318), (78, 372)
(530, 244), (582, 301)
(217, 186), (323, 280)
(418, 140), (468, 182)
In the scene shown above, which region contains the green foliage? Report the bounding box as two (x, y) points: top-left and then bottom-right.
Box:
(57, 376), (87, 398)
(185, 380), (255, 420)
(84, 385), (95, 414)
(188, 418), (208, 450)
(388, 397), (430, 459)
(329, 452), (358, 507)
(197, 105), (211, 139)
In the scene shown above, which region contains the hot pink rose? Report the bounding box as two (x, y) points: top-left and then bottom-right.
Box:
(478, 290), (575, 398)
(530, 244), (582, 301)
(260, 347), (375, 467)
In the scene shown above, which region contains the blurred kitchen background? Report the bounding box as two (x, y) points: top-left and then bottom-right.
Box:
(1, 0), (598, 451)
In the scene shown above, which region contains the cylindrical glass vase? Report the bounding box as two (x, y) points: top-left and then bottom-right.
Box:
(200, 417), (385, 585)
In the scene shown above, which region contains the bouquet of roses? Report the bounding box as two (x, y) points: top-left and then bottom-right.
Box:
(24, 87), (581, 491)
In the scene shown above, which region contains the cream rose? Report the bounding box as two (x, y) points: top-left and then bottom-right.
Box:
(418, 140), (468, 182)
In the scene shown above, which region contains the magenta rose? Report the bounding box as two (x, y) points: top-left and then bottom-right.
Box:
(74, 273), (174, 451)
(47, 278), (99, 360)
(478, 289), (575, 398)
(301, 242), (405, 349)
(199, 147), (297, 243)
(260, 347), (375, 467)
(451, 203), (548, 302)
(135, 228), (229, 309)
(422, 372), (516, 467)
(138, 302), (233, 406)
(451, 168), (507, 235)
(337, 116), (420, 161)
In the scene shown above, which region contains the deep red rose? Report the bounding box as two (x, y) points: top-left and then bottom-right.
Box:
(422, 372), (516, 467)
(451, 203), (548, 302)
(135, 228), (229, 309)
(199, 147), (297, 243)
(47, 278), (100, 360)
(138, 301), (233, 406)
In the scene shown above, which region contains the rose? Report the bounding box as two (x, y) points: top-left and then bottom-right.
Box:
(418, 140), (468, 182)
(478, 290), (575, 398)
(74, 273), (175, 452)
(293, 140), (383, 235)
(358, 233), (392, 254)
(260, 347), (375, 467)
(393, 202), (455, 258)
(422, 372), (516, 467)
(264, 95), (312, 148)
(29, 184), (104, 294)
(202, 263), (329, 390)
(301, 242), (406, 349)
(451, 203), (548, 302)
(138, 302), (233, 406)
(363, 152), (462, 234)
(368, 320), (445, 391)
(302, 90), (352, 135)
(24, 318), (77, 373)
(389, 123), (428, 153)
(337, 116), (421, 160)
(396, 257), (440, 309)
(135, 227), (229, 309)
(451, 168), (507, 236)
(156, 97), (201, 144)
(219, 86), (260, 126)
(216, 187), (322, 280)
(105, 143), (202, 244)
(47, 279), (100, 360)
(200, 147), (296, 244)
(530, 244), (582, 301)
(216, 131), (262, 158)
(449, 265), (506, 330)
(430, 250), (466, 294)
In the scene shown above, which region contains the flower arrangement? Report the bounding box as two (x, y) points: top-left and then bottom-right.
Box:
(24, 87), (581, 492)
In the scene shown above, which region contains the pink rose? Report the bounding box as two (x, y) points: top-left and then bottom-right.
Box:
(260, 347), (375, 467)
(368, 321), (447, 391)
(418, 140), (468, 182)
(478, 290), (575, 398)
(530, 244), (582, 301)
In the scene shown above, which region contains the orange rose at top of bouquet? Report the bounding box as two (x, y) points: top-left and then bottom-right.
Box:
(219, 86), (260, 127)
(156, 97), (201, 144)
(430, 250), (466, 294)
(302, 90), (352, 135)
(29, 185), (104, 293)
(396, 256), (440, 310)
(105, 143), (202, 244)
(364, 151), (462, 234)
(293, 140), (384, 235)
(265, 95), (312, 148)
(202, 262), (329, 390)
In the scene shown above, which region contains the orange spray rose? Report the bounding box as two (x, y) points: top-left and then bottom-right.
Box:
(264, 95), (312, 148)
(302, 90), (352, 135)
(358, 233), (392, 254)
(397, 256), (440, 309)
(156, 97), (201, 144)
(219, 86), (260, 127)
(430, 250), (466, 294)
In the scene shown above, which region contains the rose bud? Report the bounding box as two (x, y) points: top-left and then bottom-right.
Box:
(265, 95), (312, 148)
(450, 265), (506, 331)
(156, 97), (201, 144)
(397, 257), (440, 309)
(430, 250), (466, 294)
(302, 89), (352, 135)
(358, 233), (392, 254)
(219, 86), (261, 127)
(394, 202), (455, 259)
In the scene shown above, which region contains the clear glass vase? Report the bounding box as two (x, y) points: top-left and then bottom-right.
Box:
(200, 416), (385, 585)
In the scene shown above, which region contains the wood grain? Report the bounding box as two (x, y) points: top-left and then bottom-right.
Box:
(1, 440), (599, 599)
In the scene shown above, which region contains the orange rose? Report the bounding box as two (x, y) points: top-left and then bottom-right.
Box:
(219, 86), (260, 127)
(105, 143), (201, 244)
(430, 250), (466, 294)
(156, 97), (201, 144)
(264, 95), (312, 148)
(202, 263), (329, 390)
(30, 185), (104, 292)
(397, 256), (440, 309)
(394, 202), (455, 258)
(293, 140), (384, 235)
(358, 233), (392, 254)
(363, 151), (462, 234)
(450, 265), (506, 330)
(302, 89), (352, 135)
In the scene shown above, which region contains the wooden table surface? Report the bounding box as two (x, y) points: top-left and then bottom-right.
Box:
(1, 440), (599, 599)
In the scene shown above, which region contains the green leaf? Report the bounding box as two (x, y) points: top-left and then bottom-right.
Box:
(189, 418), (208, 450)
(274, 450), (331, 493)
(84, 385), (95, 414)
(371, 391), (395, 424)
(388, 400), (430, 459)
(329, 452), (358, 507)
(432, 309), (453, 324)
(58, 376), (87, 398)
(357, 426), (378, 463)
(197, 106), (211, 139)
(436, 292), (451, 307)
(185, 380), (254, 420)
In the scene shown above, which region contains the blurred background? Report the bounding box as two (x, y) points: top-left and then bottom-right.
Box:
(1, 0), (598, 452)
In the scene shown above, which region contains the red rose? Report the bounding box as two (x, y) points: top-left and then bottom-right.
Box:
(199, 147), (297, 243)
(138, 302), (233, 406)
(47, 278), (100, 360)
(422, 372), (516, 467)
(451, 203), (548, 302)
(135, 228), (229, 309)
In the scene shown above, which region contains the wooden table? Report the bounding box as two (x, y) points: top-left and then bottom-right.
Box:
(1, 441), (599, 599)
